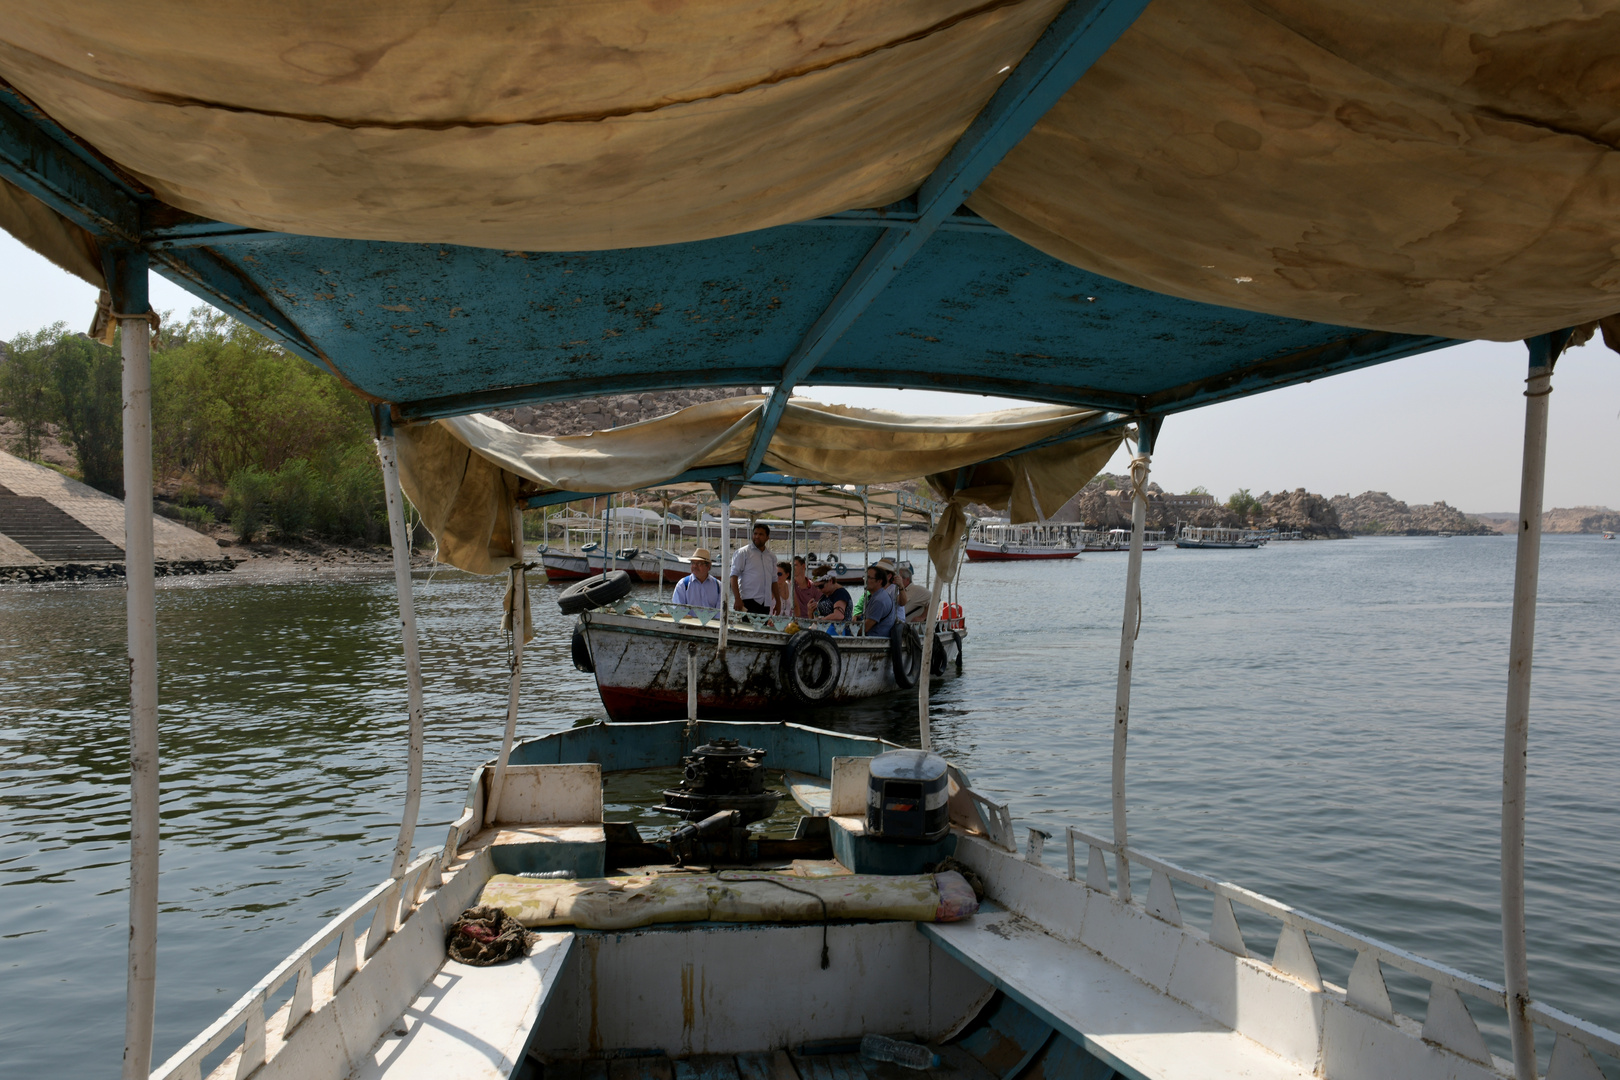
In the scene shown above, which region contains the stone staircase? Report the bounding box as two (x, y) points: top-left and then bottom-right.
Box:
(0, 482), (126, 562)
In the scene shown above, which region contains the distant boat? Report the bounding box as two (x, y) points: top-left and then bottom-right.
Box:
(964, 519), (1082, 561)
(1605, 531), (1616, 540)
(1174, 525), (1262, 549)
(1082, 527), (1163, 552)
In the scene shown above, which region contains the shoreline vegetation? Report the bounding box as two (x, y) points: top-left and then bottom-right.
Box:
(2, 318), (1614, 579)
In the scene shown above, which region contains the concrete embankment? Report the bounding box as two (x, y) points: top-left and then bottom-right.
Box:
(0, 449), (233, 583)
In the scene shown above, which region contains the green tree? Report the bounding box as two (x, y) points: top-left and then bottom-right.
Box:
(1188, 485), (1210, 496)
(152, 309), (372, 484)
(0, 325), (61, 461)
(50, 331), (126, 495)
(1226, 488), (1262, 521)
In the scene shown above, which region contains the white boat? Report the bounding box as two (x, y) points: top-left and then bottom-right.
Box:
(12, 8), (1617, 1080)
(1174, 526), (1263, 550)
(1084, 527), (1164, 552)
(964, 520), (1085, 561)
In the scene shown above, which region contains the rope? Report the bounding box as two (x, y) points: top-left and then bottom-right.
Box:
(1128, 453), (1152, 504)
(1524, 373), (1553, 398)
(715, 872), (830, 968)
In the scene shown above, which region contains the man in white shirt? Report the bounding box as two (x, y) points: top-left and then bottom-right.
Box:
(729, 524), (776, 614)
(671, 548), (721, 610)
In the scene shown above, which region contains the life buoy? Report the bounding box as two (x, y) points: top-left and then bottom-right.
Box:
(889, 622), (922, 689)
(557, 569), (633, 614)
(571, 618), (595, 672)
(781, 630), (841, 702)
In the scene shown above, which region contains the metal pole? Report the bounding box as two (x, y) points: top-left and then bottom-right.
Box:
(377, 423), (425, 878)
(1112, 422), (1157, 904)
(1503, 336), (1559, 1080)
(116, 249), (158, 1080)
(718, 483), (732, 653)
(487, 503), (526, 827)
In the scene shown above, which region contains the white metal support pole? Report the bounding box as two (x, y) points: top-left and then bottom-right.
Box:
(377, 420), (425, 878)
(1112, 421), (1157, 904)
(487, 503), (526, 828)
(718, 482), (732, 653)
(1502, 335), (1560, 1080)
(117, 248), (158, 1080)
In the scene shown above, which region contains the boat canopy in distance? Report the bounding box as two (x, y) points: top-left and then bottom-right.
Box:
(3, 3), (1614, 430)
(398, 397), (1123, 575)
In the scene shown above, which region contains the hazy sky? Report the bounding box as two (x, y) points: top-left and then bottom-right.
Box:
(4, 232), (1616, 513)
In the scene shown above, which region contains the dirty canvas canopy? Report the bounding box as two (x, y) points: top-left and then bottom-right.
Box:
(2, 0), (1618, 341)
(394, 397), (1124, 578)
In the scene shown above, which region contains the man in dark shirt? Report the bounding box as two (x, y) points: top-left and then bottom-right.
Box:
(813, 567), (853, 629)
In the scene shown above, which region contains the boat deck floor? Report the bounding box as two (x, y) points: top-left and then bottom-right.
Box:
(535, 1043), (999, 1080)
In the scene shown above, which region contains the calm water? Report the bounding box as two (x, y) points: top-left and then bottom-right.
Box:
(2, 536), (1618, 1077)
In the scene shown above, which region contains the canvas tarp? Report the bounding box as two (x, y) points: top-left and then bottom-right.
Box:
(4, 1), (1618, 340)
(393, 396), (1125, 578)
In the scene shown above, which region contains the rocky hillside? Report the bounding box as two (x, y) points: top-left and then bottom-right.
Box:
(491, 387), (759, 436)
(1046, 475), (1348, 537)
(1328, 491), (1494, 535)
(1474, 507), (1620, 534)
(1257, 488), (1350, 538)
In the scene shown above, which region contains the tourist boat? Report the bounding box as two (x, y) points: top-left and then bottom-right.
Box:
(1174, 526), (1264, 550)
(1084, 527), (1164, 552)
(6, 6), (1616, 1080)
(964, 519), (1084, 561)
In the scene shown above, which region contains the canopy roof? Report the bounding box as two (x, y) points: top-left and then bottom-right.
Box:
(0, 0), (1603, 467)
(396, 396), (1123, 574)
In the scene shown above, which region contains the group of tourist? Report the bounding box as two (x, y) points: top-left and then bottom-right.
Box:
(669, 522), (932, 636)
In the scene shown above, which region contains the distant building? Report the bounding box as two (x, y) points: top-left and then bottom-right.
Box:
(1161, 492), (1217, 509)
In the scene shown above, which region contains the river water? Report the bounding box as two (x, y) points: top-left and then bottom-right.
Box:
(1, 536), (1617, 1077)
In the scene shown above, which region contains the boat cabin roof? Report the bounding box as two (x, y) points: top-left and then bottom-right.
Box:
(2, 3), (1603, 461)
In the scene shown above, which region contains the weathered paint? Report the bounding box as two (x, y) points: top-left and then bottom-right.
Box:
(582, 611), (962, 721)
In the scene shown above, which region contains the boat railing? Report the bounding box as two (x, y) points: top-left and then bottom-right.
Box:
(1037, 824), (1620, 1074)
(599, 597), (967, 634)
(150, 848), (444, 1080)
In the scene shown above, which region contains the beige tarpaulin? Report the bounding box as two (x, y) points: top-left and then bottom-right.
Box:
(3, 1), (1618, 340)
(394, 396), (1124, 578)
(0, 177), (101, 288)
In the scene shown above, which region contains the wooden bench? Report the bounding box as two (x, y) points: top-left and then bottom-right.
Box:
(920, 908), (1312, 1080)
(353, 932), (575, 1080)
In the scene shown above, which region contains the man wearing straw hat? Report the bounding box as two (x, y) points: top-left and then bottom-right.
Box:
(671, 548), (722, 610)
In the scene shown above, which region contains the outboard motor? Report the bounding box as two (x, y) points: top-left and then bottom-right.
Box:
(867, 749), (950, 843)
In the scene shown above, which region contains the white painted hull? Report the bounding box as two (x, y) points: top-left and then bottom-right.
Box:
(581, 610), (963, 720)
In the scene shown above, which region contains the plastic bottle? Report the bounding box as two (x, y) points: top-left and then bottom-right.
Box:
(859, 1034), (939, 1071)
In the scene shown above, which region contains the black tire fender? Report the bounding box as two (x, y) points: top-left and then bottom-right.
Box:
(781, 630), (841, 703)
(571, 618), (595, 673)
(929, 631), (948, 677)
(952, 629), (964, 674)
(889, 621), (922, 689)
(557, 569), (633, 614)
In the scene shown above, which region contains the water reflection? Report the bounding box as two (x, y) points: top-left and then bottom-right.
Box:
(1, 537), (1618, 1077)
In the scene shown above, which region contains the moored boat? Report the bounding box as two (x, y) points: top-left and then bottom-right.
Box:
(574, 601), (967, 720)
(964, 519), (1084, 561)
(1083, 527), (1164, 552)
(1174, 526), (1263, 549)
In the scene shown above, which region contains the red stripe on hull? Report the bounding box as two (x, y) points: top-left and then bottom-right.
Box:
(964, 549), (1079, 561)
(595, 684), (772, 722)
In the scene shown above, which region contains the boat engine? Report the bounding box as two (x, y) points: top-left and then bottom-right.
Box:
(660, 738), (781, 825)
